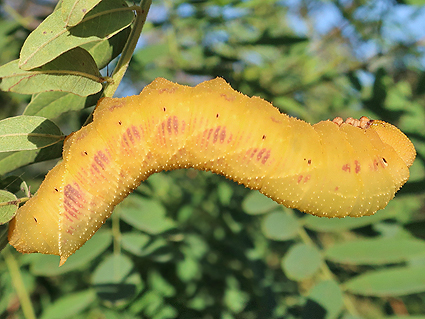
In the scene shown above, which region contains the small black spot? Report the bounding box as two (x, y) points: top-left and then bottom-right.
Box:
(118, 121), (122, 125)
(84, 151), (88, 155)
(163, 107), (166, 112)
(216, 114), (219, 118)
(382, 157), (387, 164)
(262, 135), (266, 140)
(33, 217), (38, 223)
(54, 188), (59, 192)
(308, 159), (312, 165)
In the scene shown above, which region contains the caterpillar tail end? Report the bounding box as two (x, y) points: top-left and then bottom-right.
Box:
(8, 217), (29, 254)
(7, 195), (63, 262)
(9, 216), (69, 266)
(59, 256), (68, 267)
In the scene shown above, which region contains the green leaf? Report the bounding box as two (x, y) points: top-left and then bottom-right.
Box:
(224, 277), (249, 313)
(24, 91), (101, 120)
(0, 116), (63, 152)
(86, 309), (140, 319)
(0, 142), (63, 175)
(251, 33), (308, 45)
(19, 0), (134, 70)
(273, 96), (310, 120)
(282, 243), (322, 281)
(81, 26), (131, 70)
(347, 71), (362, 91)
(176, 254), (200, 283)
(121, 232), (151, 256)
(131, 290), (166, 316)
(261, 210), (299, 241)
(0, 224), (9, 253)
(325, 237), (425, 265)
(1, 48), (102, 97)
(30, 230), (112, 275)
(217, 182), (233, 206)
(416, 70), (425, 96)
(403, 0), (425, 5)
(134, 43), (170, 66)
(242, 190), (279, 215)
(92, 254), (133, 285)
(302, 211), (392, 232)
(122, 234), (172, 262)
(303, 280), (343, 319)
(0, 176), (24, 194)
(344, 266), (425, 296)
(40, 289), (96, 319)
(61, 0), (102, 26)
(92, 254), (143, 303)
(148, 270), (176, 297)
(0, 190), (18, 224)
(119, 195), (175, 235)
(184, 234), (208, 259)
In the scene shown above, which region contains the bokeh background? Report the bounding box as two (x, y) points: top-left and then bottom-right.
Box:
(1, 1), (425, 318)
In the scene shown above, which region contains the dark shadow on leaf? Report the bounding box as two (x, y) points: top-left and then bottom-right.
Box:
(0, 142), (63, 175)
(94, 283), (137, 302)
(362, 67), (404, 123)
(0, 176), (23, 193)
(243, 32), (308, 46)
(399, 179), (425, 195)
(34, 141), (63, 162)
(302, 299), (327, 319)
(26, 118), (64, 151)
(0, 224), (9, 252)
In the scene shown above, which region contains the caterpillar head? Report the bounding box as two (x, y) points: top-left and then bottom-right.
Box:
(369, 120), (416, 168)
(333, 116), (416, 168)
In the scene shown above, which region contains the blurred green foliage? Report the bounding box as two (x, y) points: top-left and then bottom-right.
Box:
(1, 0), (425, 318)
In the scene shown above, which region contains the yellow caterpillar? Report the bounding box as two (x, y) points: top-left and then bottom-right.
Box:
(8, 78), (416, 266)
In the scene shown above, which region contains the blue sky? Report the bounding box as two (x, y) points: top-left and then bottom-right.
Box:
(145, 1), (425, 63)
(118, 0), (425, 96)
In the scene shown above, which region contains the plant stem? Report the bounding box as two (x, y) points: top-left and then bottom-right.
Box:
(0, 197), (30, 207)
(112, 207), (121, 257)
(3, 247), (36, 319)
(296, 214), (360, 316)
(103, 0), (152, 98)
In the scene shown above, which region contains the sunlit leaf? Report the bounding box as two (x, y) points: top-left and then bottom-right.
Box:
(119, 195), (175, 235)
(344, 266), (425, 296)
(242, 190), (279, 215)
(325, 237), (425, 265)
(30, 230), (112, 275)
(19, 0), (134, 70)
(302, 212), (392, 232)
(24, 91), (101, 120)
(282, 243), (322, 281)
(61, 0), (102, 26)
(303, 280), (343, 319)
(40, 289), (96, 319)
(81, 26), (131, 69)
(92, 254), (143, 303)
(0, 116), (63, 152)
(0, 190), (18, 224)
(0, 142), (63, 176)
(261, 210), (299, 241)
(0, 48), (103, 96)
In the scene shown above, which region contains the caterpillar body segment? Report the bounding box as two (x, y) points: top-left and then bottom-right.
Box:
(8, 78), (416, 265)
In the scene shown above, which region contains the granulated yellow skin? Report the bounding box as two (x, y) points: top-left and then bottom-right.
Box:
(8, 78), (416, 265)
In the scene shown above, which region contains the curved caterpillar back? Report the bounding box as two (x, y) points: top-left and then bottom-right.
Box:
(8, 77), (416, 265)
